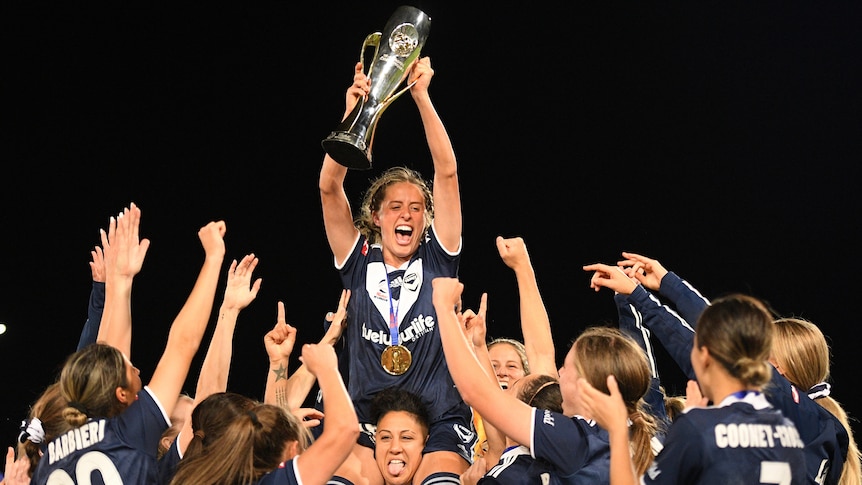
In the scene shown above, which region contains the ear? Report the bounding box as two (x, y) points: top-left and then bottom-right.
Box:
(115, 386), (129, 404)
(768, 356), (783, 375)
(691, 344), (709, 369)
(372, 211), (380, 227)
(282, 440), (300, 461)
(160, 435), (173, 452)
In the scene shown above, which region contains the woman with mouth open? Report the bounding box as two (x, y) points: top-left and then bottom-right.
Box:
(319, 55), (473, 485)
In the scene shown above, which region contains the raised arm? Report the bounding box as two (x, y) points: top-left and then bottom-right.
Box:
(77, 244), (106, 351)
(409, 57), (461, 252)
(585, 261), (697, 381)
(264, 290), (350, 413)
(148, 221), (226, 418)
(432, 277), (534, 448)
(176, 253), (261, 454)
(97, 203), (150, 359)
(320, 62), (366, 264)
(461, 293), (506, 467)
(618, 252), (709, 325)
(583, 262), (669, 426)
(294, 343), (360, 485)
(196, 254), (261, 396)
(496, 236), (556, 376)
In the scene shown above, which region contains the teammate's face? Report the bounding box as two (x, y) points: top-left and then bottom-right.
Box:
(373, 182), (426, 266)
(375, 410), (428, 485)
(557, 348), (582, 417)
(690, 335), (713, 401)
(489, 343), (526, 390)
(121, 355), (142, 404)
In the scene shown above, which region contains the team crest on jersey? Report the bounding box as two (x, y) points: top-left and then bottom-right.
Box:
(361, 240), (369, 256)
(403, 271), (420, 292)
(361, 423), (377, 444)
(454, 423), (475, 443)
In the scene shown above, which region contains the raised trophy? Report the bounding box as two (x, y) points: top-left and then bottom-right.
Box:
(322, 6), (431, 170)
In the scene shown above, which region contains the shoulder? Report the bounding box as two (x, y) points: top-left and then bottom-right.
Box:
(256, 459), (299, 485)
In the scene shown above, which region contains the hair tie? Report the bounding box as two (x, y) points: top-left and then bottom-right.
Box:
(527, 381), (559, 407)
(247, 410), (261, 427)
(808, 382), (831, 400)
(68, 401), (89, 417)
(18, 417), (45, 444)
(193, 430), (205, 440)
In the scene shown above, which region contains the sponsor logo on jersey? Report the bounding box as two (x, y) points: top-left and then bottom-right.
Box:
(361, 314), (435, 344)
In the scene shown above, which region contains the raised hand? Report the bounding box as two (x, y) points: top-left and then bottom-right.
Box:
(264, 301), (298, 364)
(221, 254), (262, 312)
(3, 445), (31, 485)
(461, 293), (489, 350)
(582, 262), (638, 295)
(408, 56), (434, 96)
(344, 62), (370, 120)
(617, 252), (668, 291)
(89, 244), (105, 283)
(299, 343), (338, 378)
(101, 202), (150, 280)
(322, 289), (350, 346)
(97, 202), (150, 357)
(579, 375), (629, 433)
(495, 236), (532, 273)
(197, 220), (226, 261)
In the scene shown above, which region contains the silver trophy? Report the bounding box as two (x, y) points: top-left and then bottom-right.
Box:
(322, 6), (431, 170)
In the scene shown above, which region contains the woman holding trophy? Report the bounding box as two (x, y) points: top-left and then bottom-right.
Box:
(318, 20), (473, 485)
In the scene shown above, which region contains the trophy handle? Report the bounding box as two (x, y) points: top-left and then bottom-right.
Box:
(360, 32), (382, 76)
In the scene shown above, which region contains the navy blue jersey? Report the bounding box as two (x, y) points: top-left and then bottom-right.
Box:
(31, 387), (169, 485)
(614, 292), (671, 438)
(77, 280), (105, 351)
(656, 271), (709, 326)
(156, 438), (181, 484)
(481, 445), (562, 485)
(531, 408), (611, 484)
(337, 225), (463, 424)
(624, 284), (697, 379)
(645, 392), (806, 484)
(640, 273), (850, 484)
(256, 459), (300, 485)
(763, 368), (849, 485)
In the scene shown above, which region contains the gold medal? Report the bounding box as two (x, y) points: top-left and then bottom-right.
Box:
(381, 344), (412, 375)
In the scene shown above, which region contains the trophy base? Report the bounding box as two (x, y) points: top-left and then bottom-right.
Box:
(322, 132), (373, 170)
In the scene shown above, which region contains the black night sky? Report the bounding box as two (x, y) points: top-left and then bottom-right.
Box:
(3, 3), (862, 450)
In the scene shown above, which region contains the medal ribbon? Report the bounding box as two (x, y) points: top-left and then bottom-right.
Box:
(386, 270), (399, 346)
